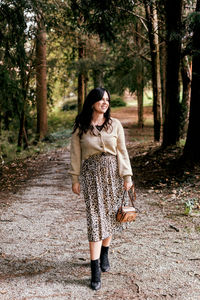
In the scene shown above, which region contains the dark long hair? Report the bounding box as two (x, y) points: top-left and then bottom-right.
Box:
(72, 87), (112, 137)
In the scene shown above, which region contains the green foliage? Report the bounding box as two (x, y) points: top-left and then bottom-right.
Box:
(44, 129), (72, 143)
(70, 0), (136, 42)
(62, 100), (77, 111)
(184, 199), (194, 215)
(110, 97), (126, 107)
(48, 110), (76, 133)
(0, 109), (75, 163)
(0, 131), (17, 161)
(0, 0), (37, 137)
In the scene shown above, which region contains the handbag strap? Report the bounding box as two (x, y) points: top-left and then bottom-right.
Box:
(121, 186), (136, 207)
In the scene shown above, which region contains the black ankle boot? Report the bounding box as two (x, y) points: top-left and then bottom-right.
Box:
(100, 246), (110, 272)
(90, 259), (101, 290)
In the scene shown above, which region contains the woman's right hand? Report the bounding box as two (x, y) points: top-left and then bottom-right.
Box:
(72, 182), (80, 195)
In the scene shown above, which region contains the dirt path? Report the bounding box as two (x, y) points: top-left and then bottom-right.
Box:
(0, 111), (200, 300)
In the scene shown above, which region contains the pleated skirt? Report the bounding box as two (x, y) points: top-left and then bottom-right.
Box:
(81, 153), (127, 242)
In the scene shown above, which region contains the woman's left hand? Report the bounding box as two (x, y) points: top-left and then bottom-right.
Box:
(123, 181), (133, 191)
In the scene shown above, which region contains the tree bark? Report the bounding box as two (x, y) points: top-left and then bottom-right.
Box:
(162, 0), (183, 147)
(78, 40), (85, 113)
(160, 41), (167, 124)
(36, 16), (47, 140)
(180, 56), (191, 138)
(18, 110), (24, 148)
(17, 109), (28, 149)
(135, 20), (144, 128)
(84, 75), (88, 100)
(144, 2), (162, 141)
(0, 105), (2, 136)
(136, 75), (144, 128)
(183, 0), (200, 162)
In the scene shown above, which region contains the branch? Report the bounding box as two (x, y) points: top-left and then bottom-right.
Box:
(116, 6), (148, 31)
(139, 54), (151, 63)
(132, 29), (149, 42)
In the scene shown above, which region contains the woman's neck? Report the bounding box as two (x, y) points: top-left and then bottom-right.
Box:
(92, 112), (105, 126)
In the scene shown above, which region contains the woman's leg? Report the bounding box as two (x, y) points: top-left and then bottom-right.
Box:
(100, 235), (112, 272)
(89, 240), (102, 260)
(102, 235), (112, 247)
(89, 241), (102, 290)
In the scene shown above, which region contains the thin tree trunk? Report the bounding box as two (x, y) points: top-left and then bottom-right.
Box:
(153, 6), (162, 139)
(78, 40), (85, 113)
(36, 16), (47, 140)
(18, 48), (29, 149)
(160, 41), (167, 124)
(157, 3), (167, 126)
(183, 0), (200, 162)
(136, 65), (144, 128)
(180, 56), (191, 138)
(136, 87), (144, 128)
(135, 21), (144, 128)
(144, 2), (162, 141)
(0, 105), (2, 136)
(84, 75), (88, 100)
(0, 119), (1, 136)
(18, 109), (25, 148)
(162, 0), (183, 147)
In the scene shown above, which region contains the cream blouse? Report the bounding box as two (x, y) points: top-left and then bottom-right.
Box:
(69, 117), (133, 184)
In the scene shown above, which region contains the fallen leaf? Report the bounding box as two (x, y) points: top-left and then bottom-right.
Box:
(0, 291), (7, 294)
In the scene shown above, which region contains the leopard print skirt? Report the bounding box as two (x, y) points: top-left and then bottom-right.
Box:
(81, 153), (127, 242)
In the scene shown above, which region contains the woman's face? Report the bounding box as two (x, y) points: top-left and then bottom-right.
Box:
(92, 91), (110, 114)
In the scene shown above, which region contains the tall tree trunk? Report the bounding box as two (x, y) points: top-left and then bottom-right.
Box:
(136, 64), (144, 128)
(183, 0), (200, 162)
(18, 48), (29, 149)
(135, 21), (144, 128)
(0, 105), (2, 136)
(162, 0), (183, 147)
(84, 75), (88, 100)
(158, 1), (167, 126)
(160, 41), (167, 124)
(144, 2), (162, 141)
(180, 56), (191, 138)
(36, 16), (47, 140)
(78, 39), (85, 113)
(18, 109), (25, 148)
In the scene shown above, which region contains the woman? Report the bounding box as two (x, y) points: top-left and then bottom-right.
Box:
(69, 87), (133, 290)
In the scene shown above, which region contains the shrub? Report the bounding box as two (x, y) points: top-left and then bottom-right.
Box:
(48, 110), (76, 133)
(110, 97), (126, 107)
(62, 101), (77, 111)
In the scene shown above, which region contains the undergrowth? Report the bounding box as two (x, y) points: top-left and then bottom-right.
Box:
(0, 110), (76, 164)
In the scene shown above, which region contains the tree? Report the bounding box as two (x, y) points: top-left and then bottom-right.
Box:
(180, 56), (192, 138)
(183, 0), (200, 162)
(77, 36), (85, 113)
(134, 18), (145, 128)
(0, 0), (34, 149)
(162, 0), (183, 147)
(36, 14), (48, 140)
(144, 0), (162, 140)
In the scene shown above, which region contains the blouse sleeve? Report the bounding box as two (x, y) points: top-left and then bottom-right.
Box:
(68, 128), (82, 184)
(116, 120), (133, 183)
